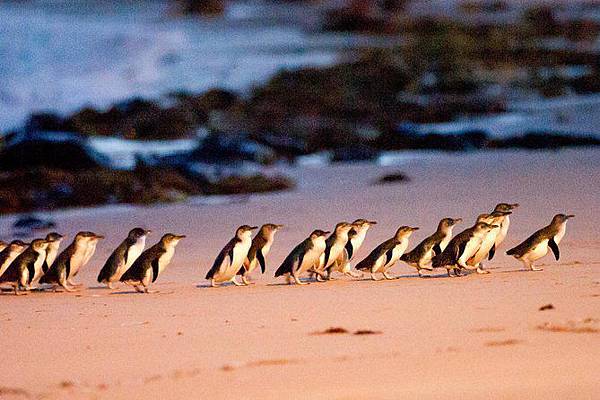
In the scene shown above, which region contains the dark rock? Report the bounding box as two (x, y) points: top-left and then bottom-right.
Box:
(13, 215), (56, 230)
(186, 133), (276, 165)
(0, 131), (111, 171)
(490, 132), (600, 149)
(332, 144), (379, 162)
(377, 172), (410, 184)
(539, 304), (555, 311)
(178, 0), (225, 16)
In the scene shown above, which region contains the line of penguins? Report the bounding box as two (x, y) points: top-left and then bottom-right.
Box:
(0, 203), (574, 295)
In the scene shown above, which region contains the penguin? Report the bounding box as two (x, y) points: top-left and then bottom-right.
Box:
(120, 233), (185, 293)
(506, 214), (574, 271)
(489, 203), (519, 260)
(42, 232), (64, 274)
(314, 222), (354, 281)
(355, 226), (419, 280)
(401, 217), (462, 276)
(238, 224), (283, 285)
(40, 232), (104, 291)
(466, 211), (511, 274)
(0, 240), (28, 279)
(205, 225), (257, 287)
(331, 219), (377, 278)
(432, 222), (497, 277)
(97, 228), (151, 288)
(0, 239), (50, 295)
(274, 229), (330, 285)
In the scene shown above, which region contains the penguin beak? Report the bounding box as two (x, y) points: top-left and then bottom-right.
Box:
(94, 234), (105, 240)
(249, 226), (258, 231)
(453, 218), (462, 224)
(369, 221), (378, 225)
(411, 227), (420, 231)
(511, 203), (520, 208)
(145, 229), (152, 235)
(566, 214), (575, 219)
(176, 235), (186, 239)
(276, 224), (284, 230)
(322, 231), (331, 236)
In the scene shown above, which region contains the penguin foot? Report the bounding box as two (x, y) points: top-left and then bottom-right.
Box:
(476, 267), (490, 274)
(210, 279), (220, 288)
(530, 266), (544, 272)
(293, 276), (308, 285)
(241, 276), (254, 285)
(383, 272), (396, 280)
(231, 277), (245, 286)
(370, 273), (382, 281)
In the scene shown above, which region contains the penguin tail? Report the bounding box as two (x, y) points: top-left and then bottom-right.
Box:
(431, 254), (442, 269)
(506, 247), (516, 256)
(400, 253), (409, 262)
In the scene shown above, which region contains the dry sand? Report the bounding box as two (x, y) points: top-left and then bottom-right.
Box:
(1, 149), (599, 399)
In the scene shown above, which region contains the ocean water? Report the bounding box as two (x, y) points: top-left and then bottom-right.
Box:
(0, 1), (348, 131)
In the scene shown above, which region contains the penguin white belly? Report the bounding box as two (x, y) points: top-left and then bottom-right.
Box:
(31, 251), (47, 283)
(385, 242), (408, 270)
(299, 240), (326, 274)
(219, 241), (251, 281)
(158, 247), (175, 275)
(419, 248), (435, 268)
(119, 240), (146, 277)
(439, 234), (452, 252)
(45, 245), (60, 268)
(351, 232), (367, 255)
(248, 241), (273, 273)
(69, 250), (87, 277)
(326, 242), (345, 268)
(372, 256), (386, 273)
(523, 240), (549, 263)
(471, 230), (499, 265)
(496, 217), (510, 246)
(82, 243), (98, 268)
(0, 254), (20, 277)
(458, 239), (482, 267)
(554, 224), (566, 244)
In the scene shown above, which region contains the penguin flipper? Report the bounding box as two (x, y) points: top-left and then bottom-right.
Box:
(256, 249), (266, 273)
(26, 261), (36, 284)
(548, 238), (560, 261)
(151, 258), (160, 283)
(345, 241), (354, 260)
(488, 244), (496, 260)
(322, 246), (332, 269)
(42, 260), (50, 274)
(457, 241), (468, 263)
(432, 244), (442, 257)
(385, 248), (394, 266)
(65, 257), (71, 279)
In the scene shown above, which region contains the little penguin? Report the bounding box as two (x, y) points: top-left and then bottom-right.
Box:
(0, 239), (50, 295)
(120, 233), (185, 293)
(506, 214), (573, 271)
(42, 232), (64, 274)
(238, 224), (283, 285)
(432, 222), (497, 277)
(315, 222), (354, 281)
(355, 226), (419, 281)
(206, 225), (257, 287)
(466, 211), (511, 274)
(0, 240), (29, 279)
(97, 228), (151, 288)
(401, 217), (462, 276)
(40, 232), (104, 291)
(331, 219), (377, 278)
(489, 202), (519, 260)
(274, 229), (330, 285)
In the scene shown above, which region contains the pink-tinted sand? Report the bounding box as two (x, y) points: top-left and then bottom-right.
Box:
(1, 149), (598, 399)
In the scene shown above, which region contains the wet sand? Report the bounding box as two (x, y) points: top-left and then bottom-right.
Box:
(1, 149), (599, 399)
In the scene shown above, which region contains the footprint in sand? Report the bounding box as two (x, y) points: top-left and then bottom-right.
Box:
(485, 339), (523, 347)
(537, 318), (600, 334)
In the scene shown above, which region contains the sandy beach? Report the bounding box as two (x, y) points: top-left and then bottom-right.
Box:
(1, 149), (599, 399)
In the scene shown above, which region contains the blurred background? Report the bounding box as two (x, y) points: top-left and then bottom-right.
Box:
(1, 0), (599, 217)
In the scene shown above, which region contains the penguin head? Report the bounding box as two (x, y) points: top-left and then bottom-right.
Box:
(439, 218), (461, 230)
(236, 225), (258, 239)
(475, 222), (497, 233)
(31, 238), (50, 251)
(161, 233), (186, 247)
(45, 232), (64, 243)
(128, 228), (150, 240)
(334, 222), (353, 235)
(395, 226), (419, 240)
(8, 240), (28, 253)
(83, 231), (105, 243)
(494, 203), (519, 212)
(552, 214), (575, 224)
(476, 213), (495, 225)
(260, 224), (283, 237)
(310, 230), (330, 240)
(351, 219), (377, 232)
